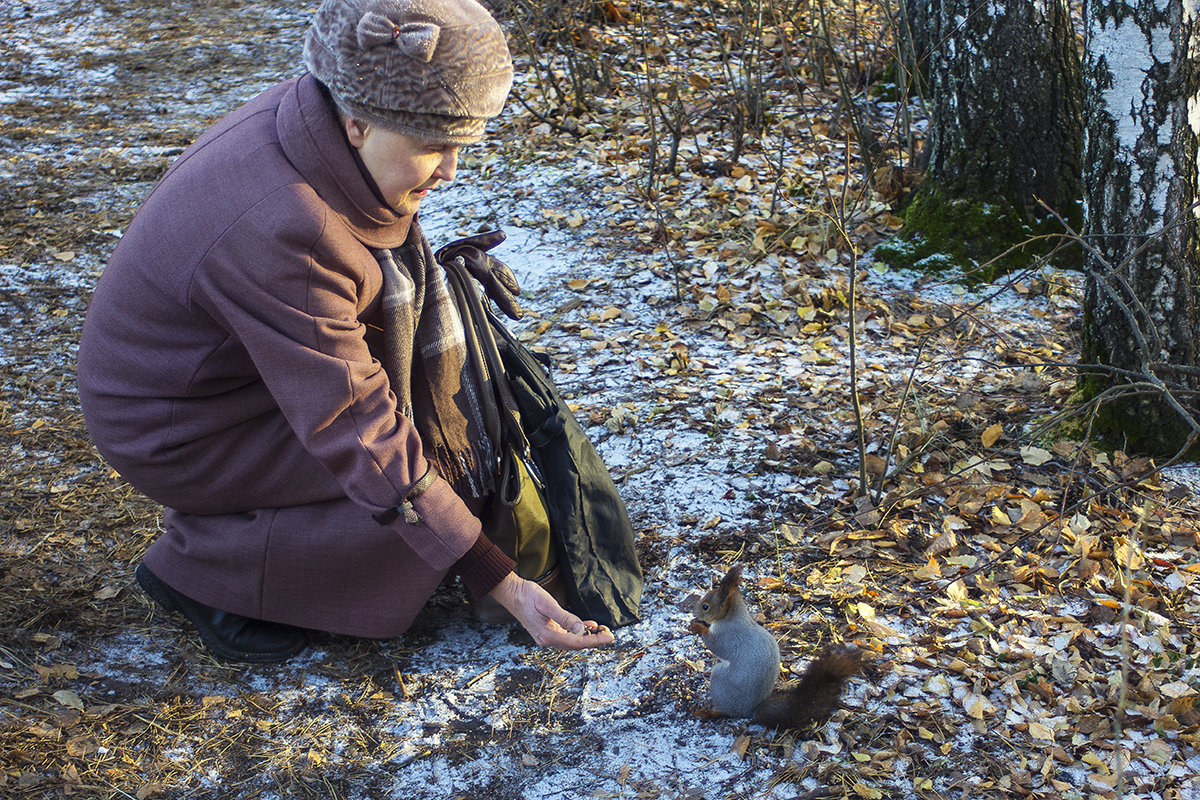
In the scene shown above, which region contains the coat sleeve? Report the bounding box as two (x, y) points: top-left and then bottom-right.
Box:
(188, 193), (482, 570)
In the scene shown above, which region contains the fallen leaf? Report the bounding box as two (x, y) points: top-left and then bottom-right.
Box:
(731, 733), (750, 759)
(66, 735), (100, 757)
(982, 423), (1003, 447)
(946, 579), (968, 604)
(924, 674), (953, 697)
(962, 692), (996, 719)
(53, 690), (84, 711)
(1028, 721), (1055, 741)
(924, 531), (958, 558)
(1021, 445), (1052, 465)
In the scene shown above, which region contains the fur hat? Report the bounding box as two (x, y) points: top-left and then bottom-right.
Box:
(303, 0), (513, 144)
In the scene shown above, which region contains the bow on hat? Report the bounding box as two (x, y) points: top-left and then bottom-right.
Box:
(357, 11), (440, 62)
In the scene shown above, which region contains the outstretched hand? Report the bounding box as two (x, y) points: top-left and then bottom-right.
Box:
(487, 572), (614, 650)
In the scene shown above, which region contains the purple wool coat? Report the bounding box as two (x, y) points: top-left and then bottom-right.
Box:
(77, 74), (509, 638)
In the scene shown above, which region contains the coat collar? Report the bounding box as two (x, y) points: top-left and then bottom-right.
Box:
(276, 73), (413, 249)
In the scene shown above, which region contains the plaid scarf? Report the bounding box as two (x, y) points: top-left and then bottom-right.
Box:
(374, 229), (496, 498)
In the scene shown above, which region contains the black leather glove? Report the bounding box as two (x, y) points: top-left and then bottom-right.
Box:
(435, 230), (524, 320)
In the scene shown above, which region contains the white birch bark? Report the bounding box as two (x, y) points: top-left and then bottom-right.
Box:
(1081, 0), (1200, 452)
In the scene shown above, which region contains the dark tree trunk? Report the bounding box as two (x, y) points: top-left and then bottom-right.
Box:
(1080, 0), (1200, 455)
(923, 0), (1082, 215)
(880, 0), (1084, 278)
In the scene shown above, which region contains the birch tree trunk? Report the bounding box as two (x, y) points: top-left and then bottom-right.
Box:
(880, 0), (1082, 278)
(1080, 0), (1200, 455)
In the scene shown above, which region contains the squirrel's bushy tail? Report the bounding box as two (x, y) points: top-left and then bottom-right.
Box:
(753, 644), (861, 731)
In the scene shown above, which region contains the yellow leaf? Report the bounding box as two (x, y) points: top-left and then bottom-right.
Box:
(962, 693), (995, 719)
(1028, 721), (1055, 741)
(567, 278), (591, 290)
(913, 558), (941, 581)
(946, 579), (968, 603)
(1114, 537), (1145, 570)
(982, 423), (1003, 448)
(924, 674), (953, 697)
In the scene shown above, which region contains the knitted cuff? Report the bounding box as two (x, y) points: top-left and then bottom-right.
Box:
(454, 534), (515, 600)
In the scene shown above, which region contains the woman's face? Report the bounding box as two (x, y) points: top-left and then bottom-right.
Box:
(344, 118), (458, 216)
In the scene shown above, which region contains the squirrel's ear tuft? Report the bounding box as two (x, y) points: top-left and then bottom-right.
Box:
(721, 564), (743, 590)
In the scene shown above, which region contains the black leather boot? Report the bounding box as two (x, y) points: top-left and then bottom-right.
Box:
(135, 562), (308, 663)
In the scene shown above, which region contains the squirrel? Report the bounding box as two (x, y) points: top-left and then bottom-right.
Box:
(688, 564), (861, 730)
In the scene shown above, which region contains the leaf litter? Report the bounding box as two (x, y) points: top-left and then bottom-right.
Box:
(2, 0), (1200, 798)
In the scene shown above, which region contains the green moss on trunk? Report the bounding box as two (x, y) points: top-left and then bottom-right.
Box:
(874, 190), (1081, 282)
(1063, 372), (1200, 457)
